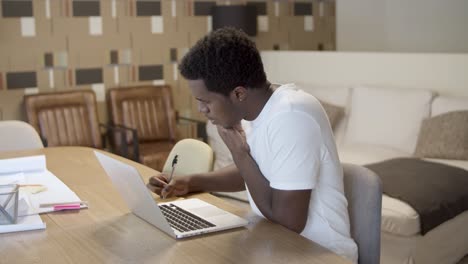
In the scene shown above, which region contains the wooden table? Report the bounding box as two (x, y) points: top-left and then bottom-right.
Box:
(0, 147), (351, 264)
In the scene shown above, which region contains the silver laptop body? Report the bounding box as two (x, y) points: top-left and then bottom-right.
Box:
(94, 151), (248, 238)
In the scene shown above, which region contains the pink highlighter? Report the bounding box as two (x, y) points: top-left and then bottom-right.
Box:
(53, 204), (81, 211)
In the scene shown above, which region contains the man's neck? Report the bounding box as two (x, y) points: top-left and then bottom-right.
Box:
(243, 82), (275, 121)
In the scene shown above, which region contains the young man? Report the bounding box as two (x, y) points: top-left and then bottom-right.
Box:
(147, 28), (358, 263)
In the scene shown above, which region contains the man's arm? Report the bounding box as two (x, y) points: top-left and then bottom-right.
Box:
(233, 153), (311, 233)
(187, 164), (246, 193)
(217, 124), (311, 233)
(147, 163), (246, 198)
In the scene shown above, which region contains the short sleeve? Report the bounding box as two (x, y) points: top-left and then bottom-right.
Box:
(267, 112), (324, 190)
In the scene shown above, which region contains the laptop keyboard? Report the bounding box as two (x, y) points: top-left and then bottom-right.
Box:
(159, 204), (216, 233)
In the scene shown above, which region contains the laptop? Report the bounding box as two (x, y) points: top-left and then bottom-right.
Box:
(94, 151), (248, 238)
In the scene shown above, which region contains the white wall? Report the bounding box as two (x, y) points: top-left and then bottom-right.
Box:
(261, 51), (468, 97)
(337, 0), (468, 53)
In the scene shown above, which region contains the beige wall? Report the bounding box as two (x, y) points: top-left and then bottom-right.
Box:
(0, 0), (336, 123)
(336, 0), (468, 53)
(262, 51), (468, 97)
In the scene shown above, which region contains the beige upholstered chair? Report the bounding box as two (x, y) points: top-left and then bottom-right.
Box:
(162, 138), (213, 175)
(107, 85), (178, 171)
(0, 120), (44, 152)
(342, 163), (383, 264)
(24, 90), (104, 148)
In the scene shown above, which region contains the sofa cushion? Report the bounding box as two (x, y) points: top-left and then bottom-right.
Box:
(320, 100), (345, 129)
(431, 95), (468, 117)
(381, 158), (468, 236)
(294, 83), (350, 107)
(344, 86), (433, 154)
(414, 111), (468, 160)
(381, 194), (420, 236)
(293, 83), (351, 145)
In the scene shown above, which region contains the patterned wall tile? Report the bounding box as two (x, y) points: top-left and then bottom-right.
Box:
(73, 0), (100, 17)
(138, 65), (163, 81)
(0, 0), (336, 121)
(294, 2), (313, 16)
(2, 1), (33, 17)
(170, 48), (177, 62)
(136, 0), (161, 16)
(194, 1), (215, 16)
(76, 68), (103, 85)
(247, 2), (267, 16)
(44, 53), (54, 67)
(6, 71), (37, 89)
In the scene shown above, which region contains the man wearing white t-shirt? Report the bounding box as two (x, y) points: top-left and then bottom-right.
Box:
(147, 28), (358, 263)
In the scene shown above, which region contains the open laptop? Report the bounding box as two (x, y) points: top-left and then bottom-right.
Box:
(94, 151), (248, 238)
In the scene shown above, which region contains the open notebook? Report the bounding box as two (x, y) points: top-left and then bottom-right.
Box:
(95, 151), (248, 238)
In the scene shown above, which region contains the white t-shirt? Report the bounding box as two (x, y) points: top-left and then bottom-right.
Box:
(243, 83), (358, 263)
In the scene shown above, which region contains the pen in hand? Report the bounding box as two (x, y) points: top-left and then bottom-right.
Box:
(167, 154), (178, 184)
(162, 155), (178, 198)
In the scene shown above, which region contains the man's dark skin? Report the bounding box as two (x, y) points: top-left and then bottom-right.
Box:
(147, 79), (311, 234)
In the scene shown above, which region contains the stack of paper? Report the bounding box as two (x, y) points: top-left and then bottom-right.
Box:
(1, 214), (45, 234)
(0, 155), (87, 234)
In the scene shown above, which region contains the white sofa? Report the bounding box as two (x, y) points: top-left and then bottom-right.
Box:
(206, 52), (468, 264)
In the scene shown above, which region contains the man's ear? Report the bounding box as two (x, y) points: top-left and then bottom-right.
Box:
(231, 86), (248, 102)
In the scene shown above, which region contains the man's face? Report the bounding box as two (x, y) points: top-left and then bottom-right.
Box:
(188, 79), (241, 128)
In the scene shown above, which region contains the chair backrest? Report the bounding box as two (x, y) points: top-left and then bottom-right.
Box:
(162, 139), (213, 175)
(342, 163), (382, 264)
(24, 90), (102, 148)
(107, 85), (177, 144)
(0, 120), (44, 152)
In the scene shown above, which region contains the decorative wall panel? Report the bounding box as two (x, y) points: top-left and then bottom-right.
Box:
(0, 0), (336, 123)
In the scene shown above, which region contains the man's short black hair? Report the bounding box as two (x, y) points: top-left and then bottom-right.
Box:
(179, 27), (267, 96)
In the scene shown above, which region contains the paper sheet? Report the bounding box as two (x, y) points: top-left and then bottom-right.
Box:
(0, 155), (45, 174)
(0, 214), (46, 234)
(0, 155), (87, 215)
(0, 155), (88, 234)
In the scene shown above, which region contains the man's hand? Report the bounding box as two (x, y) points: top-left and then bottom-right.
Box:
(216, 123), (250, 156)
(147, 173), (190, 199)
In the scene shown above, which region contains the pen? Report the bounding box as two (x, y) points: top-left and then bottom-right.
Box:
(53, 204), (82, 211)
(18, 184), (44, 187)
(39, 201), (88, 208)
(167, 154), (178, 183)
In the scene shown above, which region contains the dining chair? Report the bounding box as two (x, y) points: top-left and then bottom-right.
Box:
(24, 90), (106, 148)
(161, 138), (214, 175)
(0, 120), (44, 152)
(342, 163), (383, 264)
(107, 85), (180, 171)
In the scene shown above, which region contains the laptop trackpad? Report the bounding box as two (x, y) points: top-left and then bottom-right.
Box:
(193, 206), (226, 218)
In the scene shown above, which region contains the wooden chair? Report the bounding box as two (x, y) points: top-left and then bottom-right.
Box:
(107, 85), (181, 171)
(24, 90), (106, 148)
